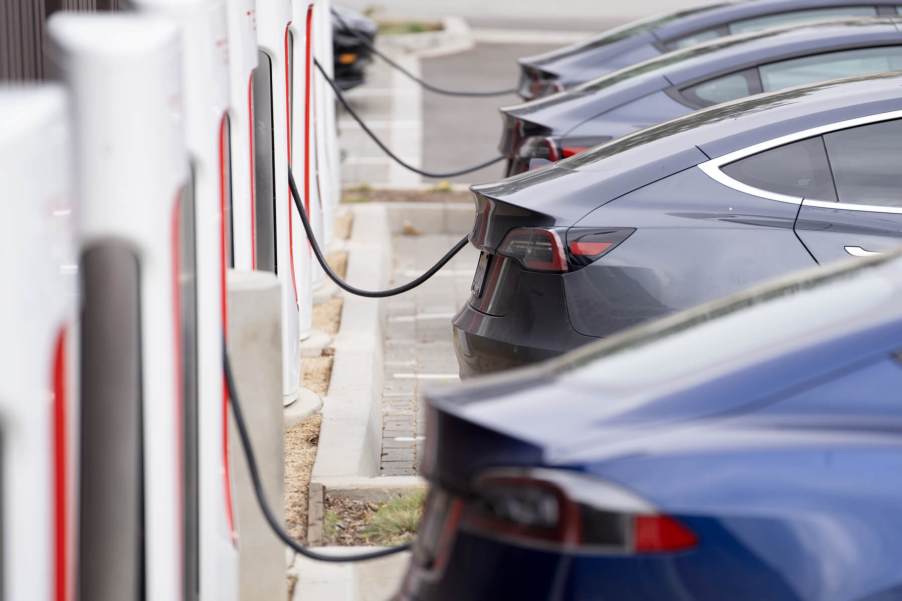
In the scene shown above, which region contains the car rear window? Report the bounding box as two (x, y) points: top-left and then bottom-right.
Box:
(824, 119), (902, 206)
(721, 136), (837, 201)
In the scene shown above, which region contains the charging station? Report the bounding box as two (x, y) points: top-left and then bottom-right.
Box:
(127, 1), (240, 600)
(289, 0), (316, 339)
(226, 0), (258, 272)
(48, 14), (189, 601)
(315, 0), (338, 249)
(0, 86), (77, 601)
(256, 0), (301, 403)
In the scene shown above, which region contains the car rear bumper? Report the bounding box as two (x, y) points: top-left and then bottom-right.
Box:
(452, 297), (596, 378)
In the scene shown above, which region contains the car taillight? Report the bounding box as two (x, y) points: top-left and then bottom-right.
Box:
(519, 136), (560, 163)
(461, 469), (697, 554)
(498, 227), (568, 272)
(527, 72), (563, 99)
(566, 227), (634, 268)
(497, 227), (634, 272)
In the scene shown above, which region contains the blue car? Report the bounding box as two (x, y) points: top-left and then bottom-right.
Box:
(456, 72), (902, 377)
(518, 0), (902, 99)
(504, 18), (902, 175)
(400, 251), (902, 601)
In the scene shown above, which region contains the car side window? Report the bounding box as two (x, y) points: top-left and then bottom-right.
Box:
(666, 6), (877, 50)
(722, 136), (837, 201)
(823, 119), (902, 207)
(759, 46), (902, 92)
(727, 6), (878, 35)
(681, 69), (759, 107)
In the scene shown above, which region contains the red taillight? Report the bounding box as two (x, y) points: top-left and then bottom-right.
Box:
(459, 470), (698, 555)
(561, 146), (588, 158)
(498, 228), (568, 273)
(497, 227), (634, 272)
(634, 515), (698, 553)
(51, 328), (69, 601)
(566, 228), (634, 268)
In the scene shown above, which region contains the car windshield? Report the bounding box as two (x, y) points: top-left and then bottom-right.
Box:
(578, 3), (729, 51)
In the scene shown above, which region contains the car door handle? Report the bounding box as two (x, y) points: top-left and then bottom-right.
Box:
(844, 246), (882, 257)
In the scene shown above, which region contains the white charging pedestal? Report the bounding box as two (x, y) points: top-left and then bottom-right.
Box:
(127, 1), (240, 600)
(0, 85), (77, 601)
(226, 0), (259, 272)
(49, 14), (189, 601)
(290, 0), (316, 339)
(256, 0), (301, 403)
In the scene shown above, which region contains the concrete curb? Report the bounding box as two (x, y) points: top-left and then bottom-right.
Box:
(291, 546), (411, 601)
(311, 203), (391, 484)
(380, 16), (473, 59)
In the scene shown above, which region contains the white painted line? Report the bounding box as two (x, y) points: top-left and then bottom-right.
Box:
(339, 120), (421, 130)
(393, 436), (426, 442)
(393, 373), (459, 380)
(388, 312), (457, 323)
(400, 269), (474, 277)
(389, 52), (423, 187)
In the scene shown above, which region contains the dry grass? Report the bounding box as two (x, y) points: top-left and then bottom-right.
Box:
(326, 250), (348, 279)
(284, 413), (322, 541)
(323, 491), (425, 546)
(342, 187), (472, 205)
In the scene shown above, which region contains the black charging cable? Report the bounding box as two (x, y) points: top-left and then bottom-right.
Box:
(289, 167), (469, 298)
(315, 59), (505, 179)
(225, 345), (413, 562)
(332, 9), (517, 98)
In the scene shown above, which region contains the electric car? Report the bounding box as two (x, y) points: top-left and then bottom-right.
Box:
(402, 251), (902, 601)
(455, 71), (902, 377)
(517, 0), (902, 100)
(503, 17), (902, 176)
(332, 4), (377, 90)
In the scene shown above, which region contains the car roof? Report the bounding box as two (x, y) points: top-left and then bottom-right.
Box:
(657, 17), (902, 85)
(564, 70), (902, 170)
(653, 0), (900, 40)
(506, 18), (901, 137)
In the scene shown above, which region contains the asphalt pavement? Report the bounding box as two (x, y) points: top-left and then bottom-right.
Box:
(421, 41), (557, 186)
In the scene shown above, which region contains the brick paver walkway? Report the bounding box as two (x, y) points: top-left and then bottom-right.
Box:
(379, 233), (478, 476)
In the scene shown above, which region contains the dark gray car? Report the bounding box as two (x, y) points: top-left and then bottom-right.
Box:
(456, 71), (902, 376)
(503, 18), (902, 175)
(518, 0), (902, 99)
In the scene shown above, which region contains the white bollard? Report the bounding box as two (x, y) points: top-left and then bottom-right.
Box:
(290, 0), (316, 339)
(310, 0), (329, 289)
(319, 0), (340, 247)
(256, 0), (302, 403)
(0, 85), (77, 601)
(226, 271), (286, 601)
(48, 14), (187, 601)
(226, 0), (260, 271)
(126, 1), (240, 600)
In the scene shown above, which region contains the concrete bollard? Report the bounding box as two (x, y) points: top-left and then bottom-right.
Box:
(226, 270), (287, 601)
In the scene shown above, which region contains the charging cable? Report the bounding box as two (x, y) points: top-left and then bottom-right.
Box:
(332, 9), (517, 98)
(290, 167), (469, 298)
(225, 344), (413, 562)
(315, 59), (505, 179)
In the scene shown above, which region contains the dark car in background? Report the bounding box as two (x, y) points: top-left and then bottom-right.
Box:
(503, 18), (902, 176)
(455, 72), (902, 376)
(402, 251), (902, 601)
(518, 0), (902, 100)
(332, 4), (377, 90)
